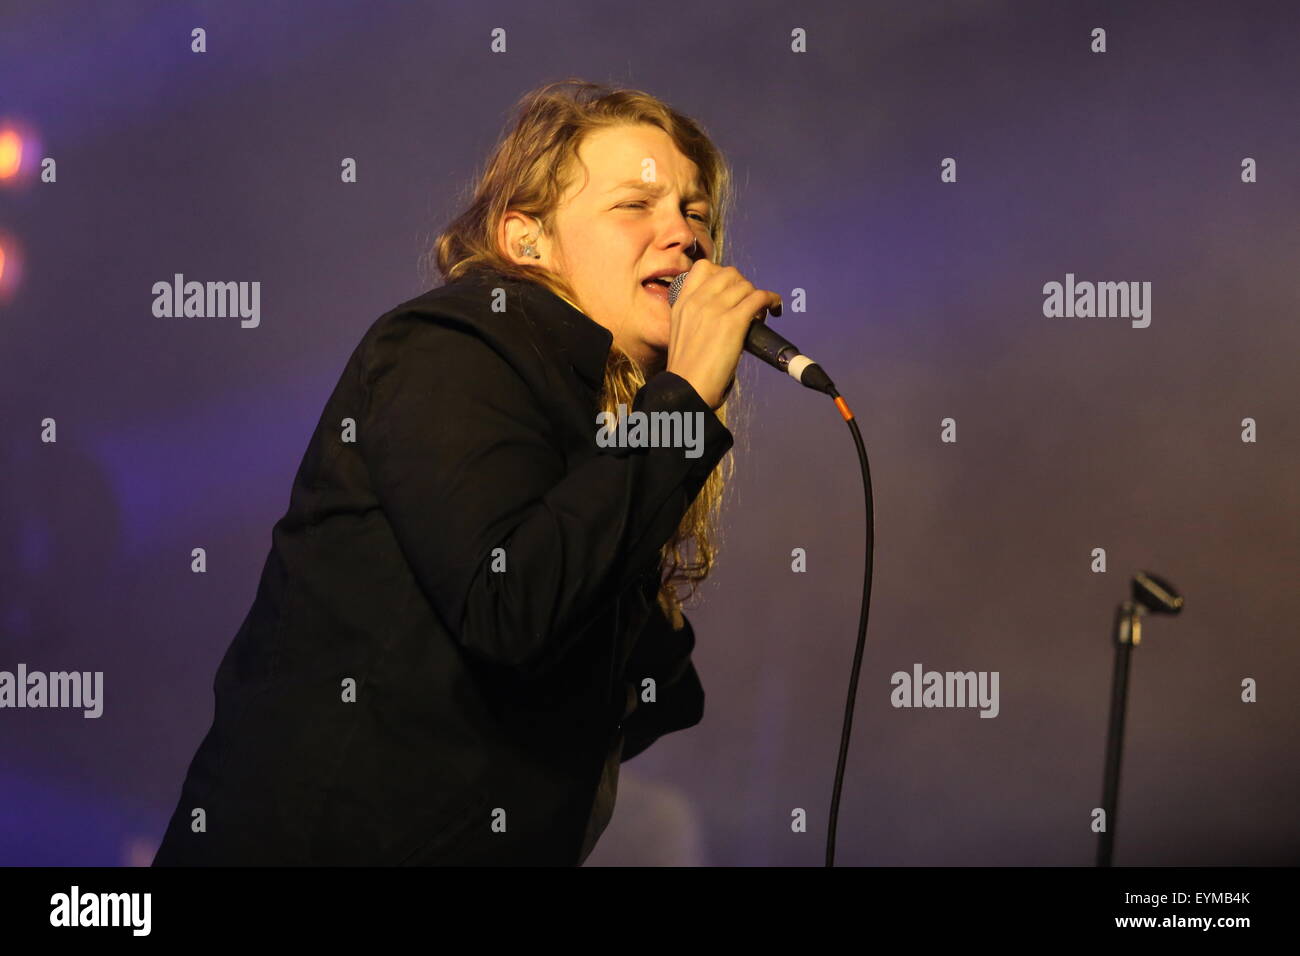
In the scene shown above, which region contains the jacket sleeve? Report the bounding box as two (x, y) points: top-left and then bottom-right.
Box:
(358, 315), (733, 679)
(619, 607), (705, 762)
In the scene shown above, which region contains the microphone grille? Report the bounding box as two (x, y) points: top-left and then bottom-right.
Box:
(667, 271), (690, 305)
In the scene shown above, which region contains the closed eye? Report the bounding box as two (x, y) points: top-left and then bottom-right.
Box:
(618, 201), (710, 223)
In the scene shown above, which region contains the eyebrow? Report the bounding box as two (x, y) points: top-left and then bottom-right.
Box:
(608, 178), (711, 206)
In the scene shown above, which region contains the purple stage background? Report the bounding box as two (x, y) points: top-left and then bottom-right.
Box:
(1, 0), (1297, 866)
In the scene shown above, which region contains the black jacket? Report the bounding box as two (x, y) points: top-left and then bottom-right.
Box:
(152, 268), (733, 866)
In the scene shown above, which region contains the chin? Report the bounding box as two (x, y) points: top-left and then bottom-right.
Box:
(645, 329), (670, 357)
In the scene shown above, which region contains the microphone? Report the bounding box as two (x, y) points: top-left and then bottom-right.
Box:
(667, 271), (837, 396)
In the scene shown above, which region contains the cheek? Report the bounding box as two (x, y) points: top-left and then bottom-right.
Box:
(575, 233), (624, 275)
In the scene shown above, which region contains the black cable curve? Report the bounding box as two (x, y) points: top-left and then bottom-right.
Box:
(824, 387), (874, 867)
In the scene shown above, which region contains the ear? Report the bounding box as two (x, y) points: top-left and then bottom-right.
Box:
(500, 211), (551, 266)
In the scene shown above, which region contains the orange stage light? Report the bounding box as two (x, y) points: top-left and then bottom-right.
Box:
(0, 128), (22, 179)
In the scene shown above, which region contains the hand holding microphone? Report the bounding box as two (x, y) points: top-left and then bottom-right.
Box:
(666, 260), (836, 407)
(663, 261), (782, 410)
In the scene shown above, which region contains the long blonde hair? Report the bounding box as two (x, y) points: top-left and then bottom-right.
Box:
(425, 78), (740, 629)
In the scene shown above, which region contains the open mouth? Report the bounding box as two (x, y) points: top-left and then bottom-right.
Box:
(641, 277), (672, 301)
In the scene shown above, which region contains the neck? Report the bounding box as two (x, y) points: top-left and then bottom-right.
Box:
(642, 354), (667, 379)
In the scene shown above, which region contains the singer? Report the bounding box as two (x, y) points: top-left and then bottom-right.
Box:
(153, 79), (781, 866)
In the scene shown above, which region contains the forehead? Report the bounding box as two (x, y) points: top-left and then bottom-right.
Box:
(568, 124), (704, 198)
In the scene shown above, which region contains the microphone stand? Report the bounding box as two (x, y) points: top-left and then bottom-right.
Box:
(1097, 600), (1140, 868)
(1097, 571), (1184, 867)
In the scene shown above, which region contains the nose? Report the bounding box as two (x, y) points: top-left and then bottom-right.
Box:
(660, 209), (703, 259)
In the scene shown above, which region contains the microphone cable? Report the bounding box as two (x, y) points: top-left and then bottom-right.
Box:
(666, 273), (874, 865)
(822, 386), (873, 867)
